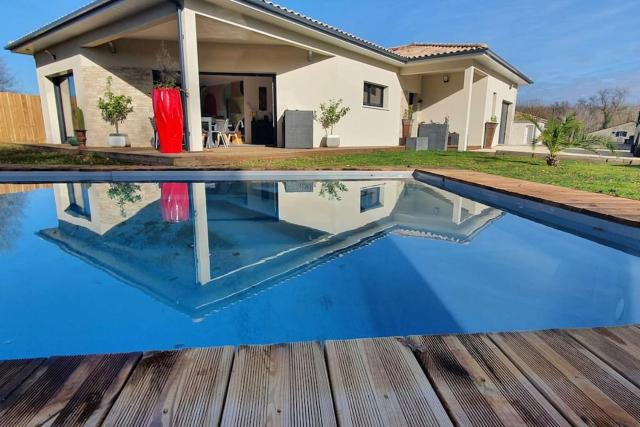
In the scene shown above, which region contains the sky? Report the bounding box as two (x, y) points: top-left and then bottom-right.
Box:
(2, 0), (639, 103)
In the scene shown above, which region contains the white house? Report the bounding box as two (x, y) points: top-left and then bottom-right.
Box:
(6, 0), (532, 151)
(41, 179), (502, 316)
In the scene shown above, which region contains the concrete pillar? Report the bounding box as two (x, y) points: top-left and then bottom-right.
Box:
(191, 183), (211, 285)
(458, 66), (474, 152)
(178, 7), (203, 152)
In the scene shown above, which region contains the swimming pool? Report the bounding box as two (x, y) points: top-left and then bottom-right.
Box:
(0, 171), (638, 360)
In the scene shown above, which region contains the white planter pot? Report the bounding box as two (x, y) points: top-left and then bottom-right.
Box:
(326, 135), (341, 148)
(108, 134), (128, 147)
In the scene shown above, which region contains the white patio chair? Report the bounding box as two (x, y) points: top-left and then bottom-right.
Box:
(213, 118), (230, 148)
(227, 119), (244, 145)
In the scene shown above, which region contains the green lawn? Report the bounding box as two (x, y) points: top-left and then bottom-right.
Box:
(1, 143), (638, 200)
(0, 143), (124, 166)
(240, 151), (640, 200)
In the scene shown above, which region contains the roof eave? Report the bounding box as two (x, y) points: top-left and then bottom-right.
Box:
(401, 48), (533, 85)
(228, 0), (407, 63)
(5, 0), (532, 86)
(484, 49), (533, 84)
(5, 0), (124, 52)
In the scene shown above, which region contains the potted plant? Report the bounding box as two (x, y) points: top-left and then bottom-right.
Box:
(483, 114), (498, 149)
(97, 76), (133, 147)
(402, 106), (413, 141)
(153, 43), (184, 154)
(73, 107), (87, 148)
(316, 99), (350, 147)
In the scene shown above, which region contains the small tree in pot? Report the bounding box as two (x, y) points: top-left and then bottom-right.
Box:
(97, 76), (133, 147)
(316, 99), (350, 147)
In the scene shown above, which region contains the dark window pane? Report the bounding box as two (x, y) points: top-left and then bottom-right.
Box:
(363, 83), (385, 107)
(360, 186), (383, 212)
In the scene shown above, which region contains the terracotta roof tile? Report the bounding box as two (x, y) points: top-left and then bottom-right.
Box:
(388, 43), (488, 59)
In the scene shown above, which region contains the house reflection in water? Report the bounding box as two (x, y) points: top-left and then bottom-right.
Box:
(39, 179), (503, 319)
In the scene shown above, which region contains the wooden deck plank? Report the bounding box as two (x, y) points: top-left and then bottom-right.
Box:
(410, 334), (569, 426)
(0, 353), (139, 427)
(325, 337), (452, 427)
(567, 327), (640, 389)
(491, 330), (640, 426)
(221, 342), (336, 427)
(0, 359), (45, 402)
(103, 347), (233, 426)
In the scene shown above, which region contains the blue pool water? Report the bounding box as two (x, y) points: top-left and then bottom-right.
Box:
(0, 174), (639, 360)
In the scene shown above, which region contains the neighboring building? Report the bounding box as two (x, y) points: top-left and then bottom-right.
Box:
(40, 179), (502, 317)
(508, 112), (545, 146)
(589, 121), (637, 144)
(5, 0), (531, 151)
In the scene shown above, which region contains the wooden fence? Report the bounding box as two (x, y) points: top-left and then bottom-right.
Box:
(0, 183), (52, 195)
(0, 92), (46, 143)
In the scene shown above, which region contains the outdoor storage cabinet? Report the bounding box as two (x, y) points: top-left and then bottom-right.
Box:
(283, 110), (314, 149)
(418, 123), (449, 150)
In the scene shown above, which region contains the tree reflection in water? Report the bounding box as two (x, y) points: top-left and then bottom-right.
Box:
(319, 181), (348, 201)
(0, 192), (27, 253)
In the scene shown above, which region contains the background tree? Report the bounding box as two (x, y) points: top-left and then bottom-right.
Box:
(0, 193), (27, 253)
(588, 88), (628, 129)
(0, 58), (15, 92)
(519, 87), (636, 132)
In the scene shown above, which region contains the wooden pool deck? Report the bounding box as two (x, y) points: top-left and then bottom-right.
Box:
(1, 326), (640, 425)
(421, 168), (640, 227)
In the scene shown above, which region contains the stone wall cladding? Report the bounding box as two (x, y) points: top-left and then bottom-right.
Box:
(82, 66), (154, 148)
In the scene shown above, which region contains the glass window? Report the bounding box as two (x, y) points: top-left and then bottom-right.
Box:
(363, 82), (385, 108)
(360, 186), (383, 212)
(65, 183), (91, 219)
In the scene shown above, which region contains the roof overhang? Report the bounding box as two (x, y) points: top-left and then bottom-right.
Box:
(5, 0), (166, 54)
(401, 48), (532, 85)
(5, 0), (531, 85)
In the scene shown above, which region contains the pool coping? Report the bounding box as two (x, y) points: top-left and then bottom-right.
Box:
(415, 168), (640, 228)
(1, 167), (638, 229)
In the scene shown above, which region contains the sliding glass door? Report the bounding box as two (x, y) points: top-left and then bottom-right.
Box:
(51, 73), (77, 144)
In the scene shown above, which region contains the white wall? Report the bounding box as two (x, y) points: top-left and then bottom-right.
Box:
(483, 75), (518, 147)
(468, 73), (489, 147)
(413, 70), (518, 149)
(197, 43), (402, 147)
(509, 121), (544, 146)
(278, 180), (405, 234)
(53, 183), (160, 235)
(416, 72), (465, 134)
